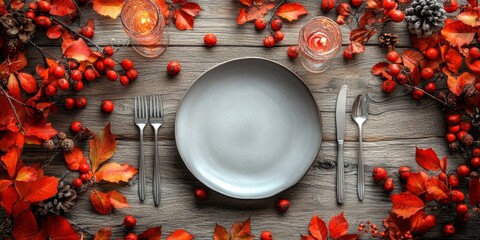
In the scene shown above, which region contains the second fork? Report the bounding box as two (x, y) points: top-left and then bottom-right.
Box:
(150, 95), (164, 206)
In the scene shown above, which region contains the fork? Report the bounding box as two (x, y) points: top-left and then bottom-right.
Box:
(150, 95), (164, 206)
(134, 96), (148, 202)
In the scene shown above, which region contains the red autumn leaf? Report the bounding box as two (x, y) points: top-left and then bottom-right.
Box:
(329, 212), (348, 239)
(16, 166), (38, 182)
(406, 171), (427, 196)
(15, 176), (58, 202)
(64, 146), (88, 171)
(46, 25), (63, 39)
(138, 226), (162, 240)
(0, 130), (24, 152)
(371, 62), (388, 75)
(441, 20), (476, 47)
(1, 146), (21, 177)
(50, 0), (77, 17)
(447, 71), (476, 96)
(7, 74), (22, 102)
(468, 0), (478, 7)
(458, 10), (480, 27)
(1, 186), (19, 216)
(9, 0), (23, 10)
(409, 210), (425, 232)
(0, 179), (12, 191)
(391, 192), (425, 219)
(275, 2), (308, 22)
(301, 235), (318, 240)
(90, 190), (112, 215)
(237, 3), (275, 25)
(166, 229), (194, 240)
(350, 28), (369, 43)
(181, 2), (202, 17)
(9, 51), (28, 72)
(94, 228), (112, 240)
(90, 123), (117, 172)
(425, 176), (450, 204)
(153, 0), (170, 19)
(349, 42), (365, 54)
(44, 215), (79, 240)
(410, 34), (440, 52)
(213, 224), (229, 240)
(402, 50), (423, 86)
(337, 234), (360, 240)
(63, 38), (98, 63)
(230, 218), (254, 240)
(240, 0), (253, 6)
(174, 9), (194, 30)
(94, 162), (138, 183)
(92, 0), (125, 19)
(108, 190), (129, 209)
(309, 214), (328, 240)
(469, 178), (480, 207)
(17, 72), (38, 94)
(445, 48), (463, 74)
(467, 58), (480, 74)
(12, 209), (46, 240)
(237, 8), (248, 25)
(359, 10), (376, 28)
(23, 116), (57, 144)
(366, 0), (383, 10)
(415, 147), (442, 171)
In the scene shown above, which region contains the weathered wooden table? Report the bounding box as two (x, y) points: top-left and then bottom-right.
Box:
(25, 1), (478, 239)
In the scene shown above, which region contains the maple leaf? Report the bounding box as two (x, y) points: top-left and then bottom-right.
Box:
(445, 48), (463, 74)
(230, 218), (254, 240)
(469, 178), (480, 207)
(329, 212), (348, 239)
(94, 228), (112, 240)
(50, 0), (77, 17)
(309, 214), (328, 240)
(64, 146), (88, 171)
(17, 72), (38, 94)
(391, 192), (424, 219)
(94, 162), (137, 183)
(446, 71), (476, 97)
(15, 176), (58, 202)
(415, 148), (443, 171)
(138, 226), (162, 240)
(401, 50), (423, 86)
(275, 2), (308, 22)
(166, 229), (194, 240)
(213, 224), (229, 240)
(458, 9), (480, 27)
(425, 177), (450, 204)
(441, 21), (476, 47)
(16, 166), (38, 182)
(90, 189), (112, 215)
(90, 123), (117, 172)
(92, 0), (125, 19)
(44, 215), (79, 240)
(108, 190), (129, 208)
(46, 25), (64, 39)
(12, 209), (46, 240)
(181, 2), (202, 17)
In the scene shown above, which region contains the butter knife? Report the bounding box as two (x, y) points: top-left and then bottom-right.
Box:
(336, 85), (347, 204)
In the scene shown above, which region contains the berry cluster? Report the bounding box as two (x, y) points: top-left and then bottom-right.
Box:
(372, 167), (395, 192)
(255, 18), (284, 48)
(357, 221), (385, 238)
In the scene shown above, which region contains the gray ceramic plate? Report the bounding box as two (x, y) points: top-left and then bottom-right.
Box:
(175, 58), (322, 199)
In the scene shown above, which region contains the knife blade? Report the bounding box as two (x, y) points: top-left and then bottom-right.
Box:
(336, 85), (347, 204)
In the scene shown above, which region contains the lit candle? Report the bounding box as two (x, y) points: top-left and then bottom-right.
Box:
(132, 10), (156, 33)
(307, 32), (331, 52)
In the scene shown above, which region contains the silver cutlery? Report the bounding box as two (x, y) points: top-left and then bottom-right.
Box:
(134, 96), (148, 202)
(352, 94), (369, 201)
(149, 95), (164, 206)
(335, 85), (348, 204)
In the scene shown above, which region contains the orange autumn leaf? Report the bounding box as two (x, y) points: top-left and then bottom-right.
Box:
(240, 0), (253, 6)
(230, 218), (254, 240)
(63, 38), (98, 63)
(328, 212), (348, 239)
(94, 162), (137, 183)
(90, 190), (112, 215)
(237, 3), (275, 25)
(213, 224), (229, 240)
(92, 0), (125, 19)
(108, 190), (129, 209)
(457, 10), (480, 27)
(447, 71), (476, 97)
(64, 146), (88, 171)
(90, 123), (117, 172)
(425, 177), (450, 204)
(445, 48), (462, 74)
(15, 176), (58, 203)
(50, 0), (77, 17)
(17, 72), (38, 94)
(9, 50), (28, 72)
(401, 50), (423, 86)
(309, 214), (328, 240)
(138, 226), (162, 240)
(0, 179), (12, 191)
(166, 229), (194, 240)
(15, 166), (38, 182)
(23, 116), (57, 145)
(94, 228), (112, 240)
(391, 192), (424, 219)
(46, 25), (64, 39)
(174, 9), (194, 30)
(44, 215), (79, 240)
(181, 2), (202, 17)
(441, 20), (476, 47)
(274, 2), (307, 22)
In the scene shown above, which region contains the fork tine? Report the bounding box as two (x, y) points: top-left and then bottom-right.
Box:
(143, 96), (147, 118)
(135, 97), (138, 118)
(152, 95), (156, 118)
(156, 95), (160, 118)
(157, 95), (163, 118)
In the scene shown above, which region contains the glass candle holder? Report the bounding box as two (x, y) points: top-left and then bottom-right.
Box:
(298, 17), (342, 73)
(121, 0), (168, 58)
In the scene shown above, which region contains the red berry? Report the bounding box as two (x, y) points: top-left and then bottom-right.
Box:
(194, 187), (207, 200)
(276, 199), (290, 213)
(444, 0), (458, 13)
(71, 70), (83, 82)
(459, 121), (471, 132)
(101, 100), (114, 113)
(457, 130), (467, 141)
(38, 1), (51, 13)
(64, 97), (74, 110)
(123, 215), (137, 229)
(443, 224), (455, 237)
(422, 215), (437, 231)
(451, 190), (465, 204)
(390, 10), (404, 22)
(448, 174), (459, 188)
(448, 124), (460, 133)
(126, 69), (138, 81)
(73, 81), (84, 91)
(204, 33), (217, 47)
(80, 173), (89, 182)
(263, 35), (275, 48)
(470, 47), (480, 59)
(447, 113), (461, 125)
(57, 78), (70, 90)
(446, 133), (456, 143)
(70, 121), (83, 133)
(81, 26), (94, 38)
(456, 203), (468, 215)
(94, 60), (105, 72)
(125, 233), (137, 240)
(421, 67), (434, 80)
(382, 80), (396, 93)
(474, 148), (480, 157)
(52, 65), (65, 79)
(424, 82), (436, 93)
(72, 178), (82, 188)
(321, 0), (335, 12)
(343, 49), (353, 60)
(439, 172), (447, 182)
(271, 19), (283, 31)
(25, 11), (36, 20)
(35, 16), (51, 28)
(78, 163), (90, 174)
(412, 89), (424, 100)
(398, 166), (411, 182)
(103, 58), (115, 69)
(457, 212), (469, 224)
(106, 70), (118, 81)
(84, 69), (96, 81)
(121, 59), (134, 71)
(254, 18), (267, 30)
(287, 46), (299, 59)
(74, 97), (87, 109)
(167, 61), (181, 76)
(120, 75), (130, 86)
(426, 48), (439, 60)
(387, 64), (401, 76)
(456, 165), (470, 178)
(351, 0), (363, 7)
(103, 46), (114, 57)
(372, 167), (388, 181)
(260, 231), (273, 240)
(68, 61), (78, 69)
(471, 157), (480, 168)
(28, 2), (38, 11)
(395, 73), (407, 85)
(383, 0), (396, 10)
(383, 178), (394, 192)
(273, 30), (284, 42)
(45, 84), (57, 96)
(386, 51), (400, 63)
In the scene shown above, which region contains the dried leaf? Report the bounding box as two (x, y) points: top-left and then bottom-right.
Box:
(64, 146), (88, 171)
(213, 224), (229, 240)
(409, 210), (425, 232)
(402, 50), (423, 86)
(50, 0), (77, 17)
(410, 34), (440, 52)
(108, 190), (129, 209)
(371, 62), (388, 75)
(415, 148), (442, 171)
(309, 214), (328, 240)
(92, 0), (125, 19)
(425, 177), (450, 204)
(16, 166), (38, 182)
(445, 48), (463, 74)
(153, 0), (170, 19)
(441, 20), (476, 47)
(230, 218), (254, 240)
(406, 171), (427, 196)
(63, 38), (99, 63)
(237, 3), (275, 25)
(138, 226), (162, 240)
(44, 215), (79, 240)
(240, 0), (253, 6)
(90, 123), (117, 172)
(9, 51), (28, 72)
(275, 2), (308, 22)
(90, 190), (112, 215)
(94, 228), (112, 240)
(391, 192), (424, 219)
(174, 9), (194, 30)
(447, 71), (476, 96)
(181, 2), (202, 17)
(15, 176), (58, 202)
(166, 229), (194, 240)
(359, 10), (376, 28)
(94, 162), (137, 183)
(237, 8), (247, 25)
(469, 178), (480, 207)
(328, 212), (348, 239)
(17, 72), (38, 93)
(23, 116), (57, 145)
(458, 10), (480, 27)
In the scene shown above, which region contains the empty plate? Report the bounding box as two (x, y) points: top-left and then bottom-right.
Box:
(175, 57), (322, 199)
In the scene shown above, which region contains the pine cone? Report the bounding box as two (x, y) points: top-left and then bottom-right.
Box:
(379, 33), (399, 51)
(446, 92), (457, 108)
(57, 132), (67, 141)
(405, 0), (447, 37)
(61, 139), (74, 152)
(43, 140), (55, 151)
(464, 83), (478, 97)
(448, 142), (459, 152)
(0, 12), (35, 43)
(461, 133), (474, 146)
(79, 127), (94, 141)
(36, 181), (77, 216)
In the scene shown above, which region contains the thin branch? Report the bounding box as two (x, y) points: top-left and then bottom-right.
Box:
(404, 83), (455, 109)
(266, 0), (287, 34)
(0, 88), (24, 134)
(27, 39), (64, 65)
(67, 219), (95, 236)
(51, 17), (104, 54)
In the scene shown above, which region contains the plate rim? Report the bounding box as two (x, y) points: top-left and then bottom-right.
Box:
(174, 57), (323, 199)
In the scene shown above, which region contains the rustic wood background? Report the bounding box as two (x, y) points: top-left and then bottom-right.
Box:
(20, 0), (478, 239)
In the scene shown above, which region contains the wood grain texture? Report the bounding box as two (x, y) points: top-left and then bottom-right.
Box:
(18, 0), (478, 239)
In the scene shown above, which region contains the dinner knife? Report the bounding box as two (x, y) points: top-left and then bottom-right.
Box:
(336, 85), (348, 205)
